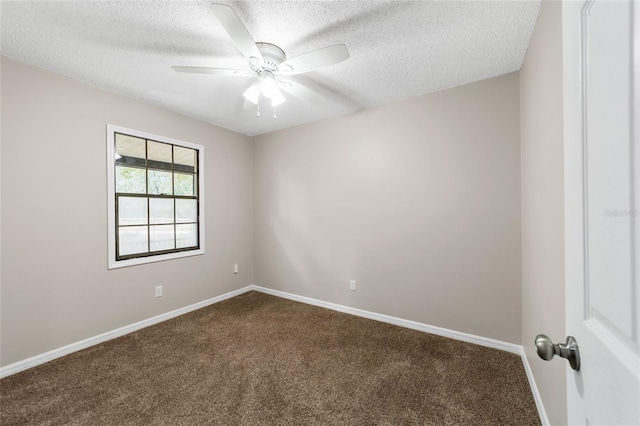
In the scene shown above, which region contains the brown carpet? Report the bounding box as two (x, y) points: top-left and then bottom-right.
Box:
(1, 291), (539, 425)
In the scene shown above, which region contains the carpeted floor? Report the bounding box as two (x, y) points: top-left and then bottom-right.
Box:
(0, 291), (540, 425)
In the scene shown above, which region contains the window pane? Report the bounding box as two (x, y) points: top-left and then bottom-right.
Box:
(116, 165), (146, 194)
(118, 196), (148, 226)
(116, 134), (146, 167)
(176, 224), (198, 248)
(148, 170), (173, 195)
(149, 198), (174, 224)
(176, 199), (197, 223)
(174, 146), (196, 171)
(174, 173), (194, 196)
(119, 226), (148, 256)
(150, 225), (175, 252)
(147, 141), (172, 170)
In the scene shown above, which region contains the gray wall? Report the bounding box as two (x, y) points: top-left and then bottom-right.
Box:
(253, 73), (523, 344)
(0, 57), (254, 366)
(520, 1), (567, 424)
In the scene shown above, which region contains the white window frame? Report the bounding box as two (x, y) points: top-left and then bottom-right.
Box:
(106, 124), (205, 269)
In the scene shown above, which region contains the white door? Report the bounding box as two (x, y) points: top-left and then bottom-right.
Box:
(563, 0), (640, 424)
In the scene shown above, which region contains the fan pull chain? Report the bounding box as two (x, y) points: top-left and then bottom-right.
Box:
(257, 101), (260, 118)
(273, 105), (277, 120)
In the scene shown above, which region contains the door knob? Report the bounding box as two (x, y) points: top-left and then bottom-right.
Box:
(535, 334), (580, 371)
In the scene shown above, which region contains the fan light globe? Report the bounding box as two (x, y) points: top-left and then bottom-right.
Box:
(243, 82), (261, 104)
(244, 74), (287, 109)
(260, 75), (278, 98)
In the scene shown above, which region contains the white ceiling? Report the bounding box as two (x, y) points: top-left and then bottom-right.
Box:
(1, 1), (540, 136)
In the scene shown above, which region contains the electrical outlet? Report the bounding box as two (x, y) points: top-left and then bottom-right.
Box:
(233, 263), (239, 274)
(155, 286), (163, 298)
(350, 280), (357, 291)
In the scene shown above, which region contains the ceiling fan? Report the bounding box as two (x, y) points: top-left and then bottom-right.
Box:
(172, 3), (350, 118)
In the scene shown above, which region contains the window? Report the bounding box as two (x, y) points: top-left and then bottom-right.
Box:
(107, 125), (204, 269)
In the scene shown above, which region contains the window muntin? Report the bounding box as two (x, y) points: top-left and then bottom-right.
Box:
(107, 125), (204, 269)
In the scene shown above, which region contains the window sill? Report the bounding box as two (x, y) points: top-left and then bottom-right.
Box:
(108, 248), (205, 270)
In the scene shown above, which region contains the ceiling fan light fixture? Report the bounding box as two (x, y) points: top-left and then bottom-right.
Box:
(259, 73), (287, 107)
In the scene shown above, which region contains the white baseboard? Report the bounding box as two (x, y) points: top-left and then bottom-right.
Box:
(250, 285), (522, 354)
(0, 286), (254, 379)
(520, 347), (550, 426)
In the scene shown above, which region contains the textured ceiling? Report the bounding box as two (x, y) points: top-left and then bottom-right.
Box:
(1, 1), (540, 136)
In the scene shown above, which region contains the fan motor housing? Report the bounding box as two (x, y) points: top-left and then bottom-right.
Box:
(255, 42), (286, 71)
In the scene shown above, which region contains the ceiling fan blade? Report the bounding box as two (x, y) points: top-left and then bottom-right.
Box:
(277, 44), (349, 76)
(278, 80), (327, 106)
(211, 4), (262, 63)
(172, 66), (255, 77)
